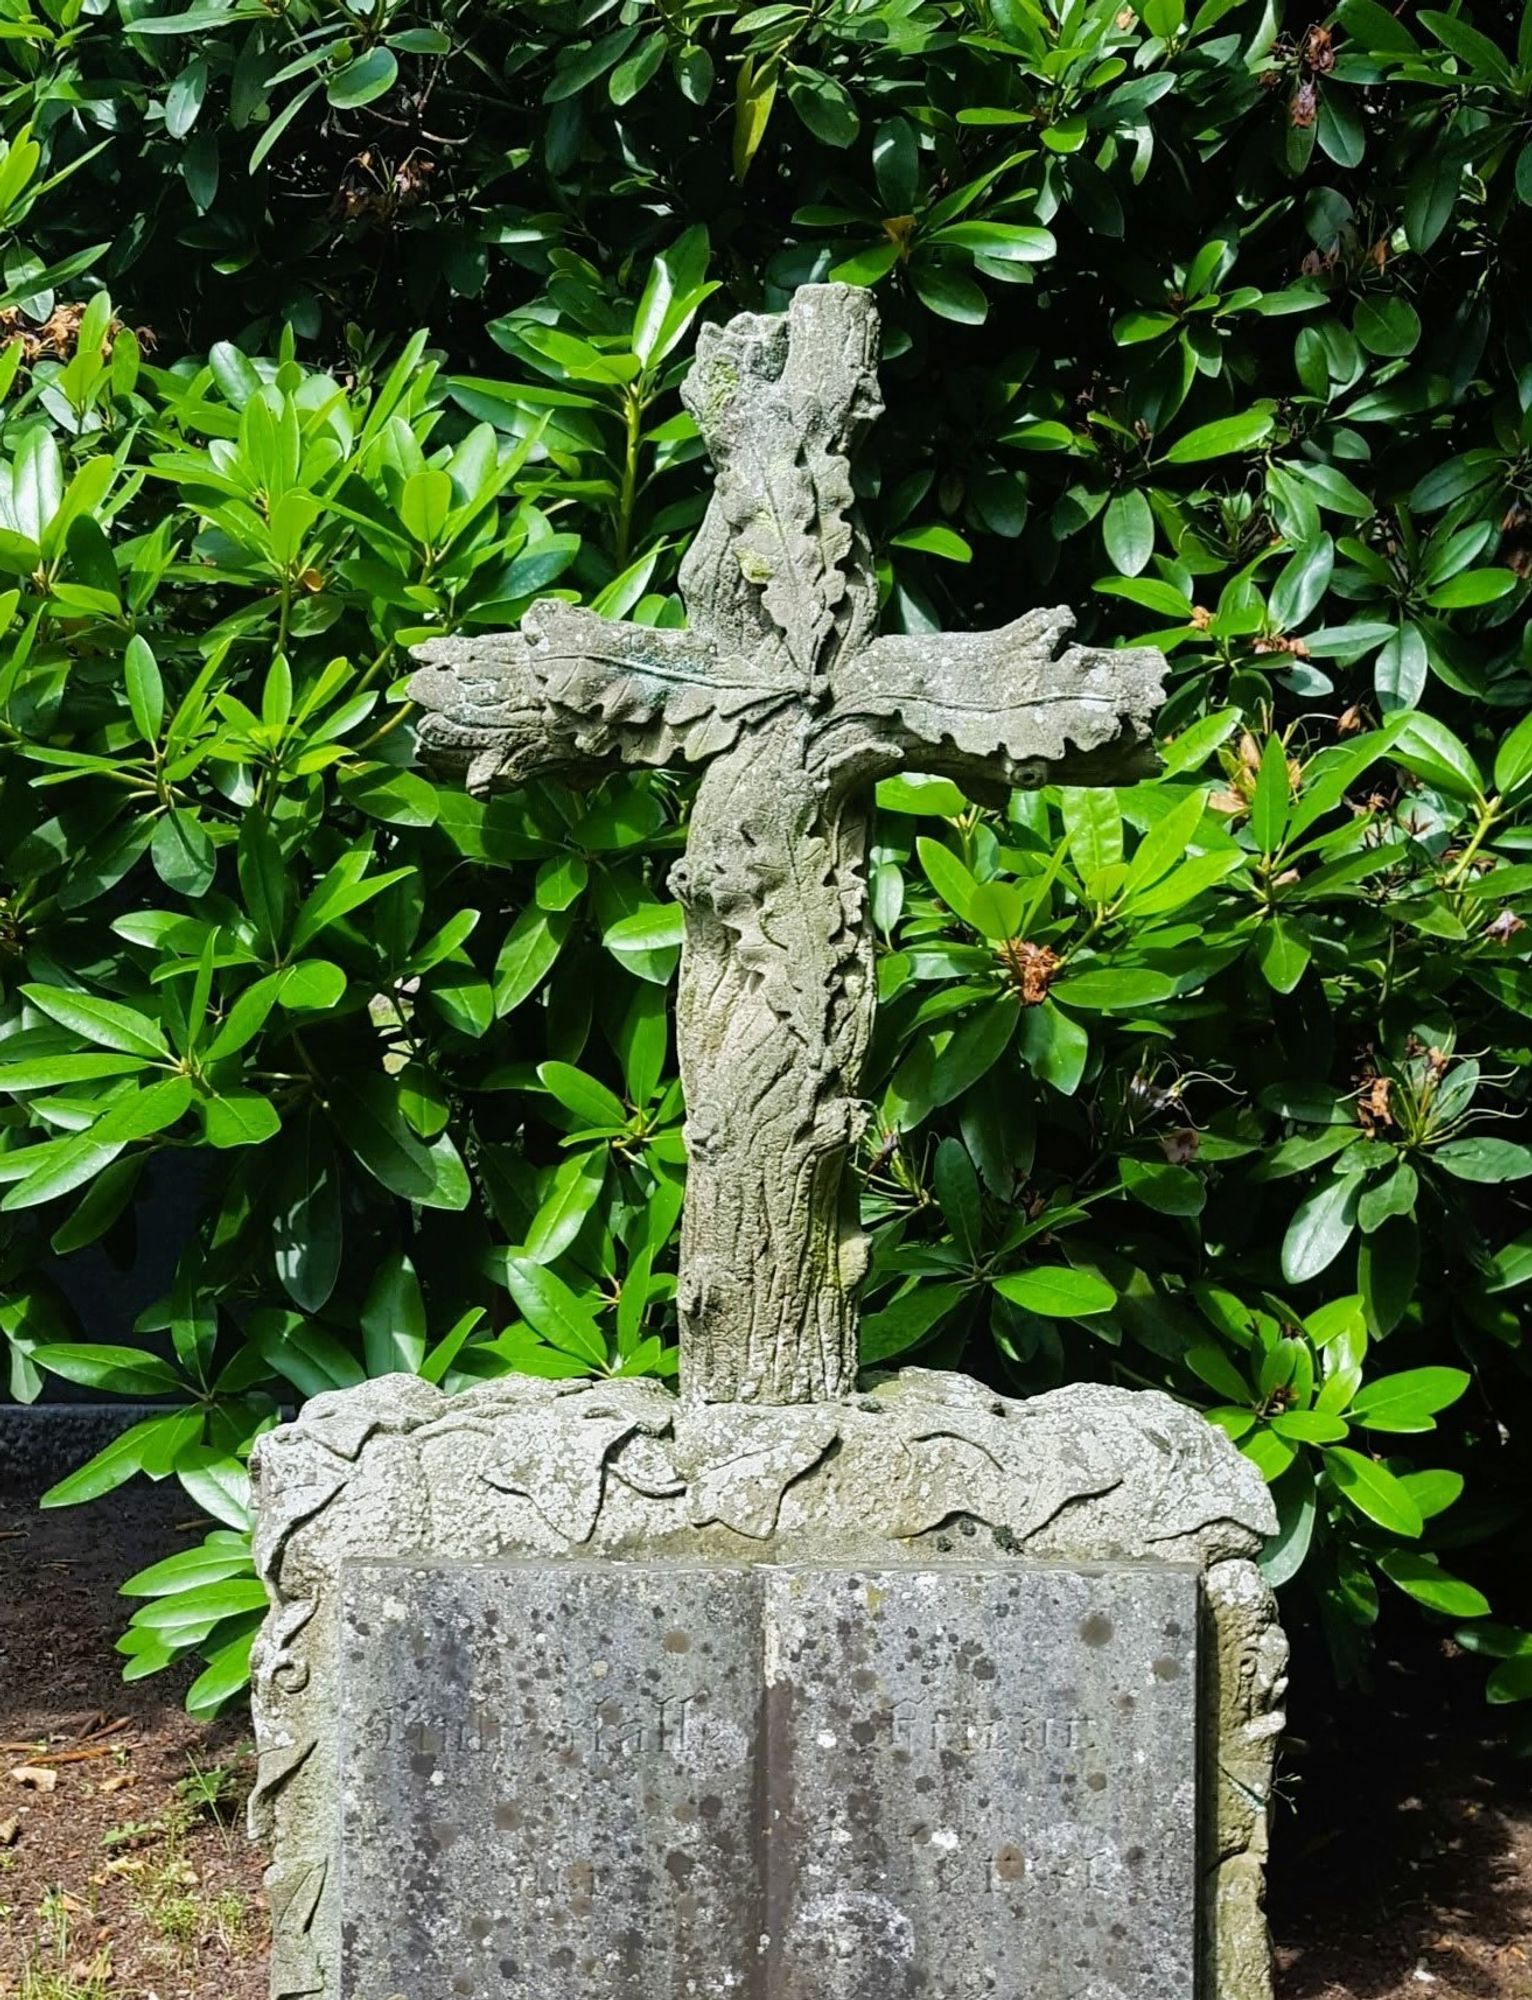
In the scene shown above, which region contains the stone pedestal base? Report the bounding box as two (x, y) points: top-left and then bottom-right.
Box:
(249, 1370), (1285, 2000)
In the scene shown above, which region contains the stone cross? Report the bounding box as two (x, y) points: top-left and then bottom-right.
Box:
(410, 284), (1164, 1406)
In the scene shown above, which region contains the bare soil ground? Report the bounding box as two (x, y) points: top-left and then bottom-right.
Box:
(1272, 1628), (1532, 2000)
(0, 1480), (265, 2000)
(0, 1474), (1526, 2000)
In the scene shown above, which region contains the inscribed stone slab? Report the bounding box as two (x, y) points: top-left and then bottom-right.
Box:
(338, 1561), (763, 2000)
(335, 1558), (1196, 2000)
(764, 1564), (1198, 2000)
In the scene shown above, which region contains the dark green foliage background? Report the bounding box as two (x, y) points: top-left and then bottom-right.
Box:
(0, 0), (1528, 1725)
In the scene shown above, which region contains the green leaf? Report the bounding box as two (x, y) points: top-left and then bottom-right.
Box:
(495, 1253), (606, 1367)
(873, 116), (918, 212)
(1418, 9), (1513, 80)
(861, 1282), (967, 1366)
(602, 904), (686, 952)
(1061, 787), (1122, 877)
(1269, 1410), (1349, 1444)
(33, 1343), (184, 1396)
(1354, 296), (1421, 358)
(1432, 1138), (1532, 1182)
(494, 905), (571, 1014)
(1187, 1340), (1253, 1403)
(125, 635), (164, 742)
(525, 1149), (607, 1264)
(538, 1060), (626, 1129)
(1493, 710), (1532, 795)
(40, 1412), (198, 1509)
(122, 1539), (253, 1598)
(1327, 1447), (1423, 1537)
(51, 1154), (145, 1256)
(0, 1053), (148, 1091)
(1391, 715), (1483, 803)
(1250, 736), (1291, 855)
(151, 808), (216, 897)
(610, 31), (666, 105)
(2, 1133), (124, 1212)
(1375, 623), (1428, 711)
(361, 1250), (427, 1376)
(1281, 1175), (1358, 1284)
(401, 467), (452, 545)
(785, 66), (859, 147)
(1349, 1366), (1469, 1433)
(252, 1310), (367, 1396)
(1120, 789), (1208, 897)
(1254, 915), (1312, 995)
(133, 1576), (268, 1640)
(202, 1090), (281, 1149)
(21, 984), (167, 1060)
(329, 1076), (471, 1210)
(929, 998), (1018, 1107)
(1377, 1550), (1487, 1619)
(1122, 1157), (1205, 1216)
(1102, 489), (1154, 575)
(911, 262), (987, 325)
(1426, 568), (1516, 609)
(929, 221), (1056, 263)
(1161, 409), (1274, 465)
(1359, 1214), (1418, 1337)
(1404, 145), (1461, 253)
(1018, 1000), (1088, 1095)
(733, 53), (778, 181)
(1357, 1162), (1417, 1233)
(1261, 1464), (1317, 1588)
(992, 1266), (1115, 1317)
(877, 774), (967, 818)
(273, 1114), (341, 1313)
(536, 853), (589, 912)
(327, 46), (398, 109)
(185, 1621), (258, 1716)
(1048, 967), (1174, 1011)
(1488, 1656), (1532, 1704)
(916, 836), (980, 924)
(1270, 536), (1334, 632)
(933, 1136), (982, 1258)
(891, 524), (972, 563)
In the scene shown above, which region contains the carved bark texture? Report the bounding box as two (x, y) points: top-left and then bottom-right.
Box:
(408, 283), (1168, 1404)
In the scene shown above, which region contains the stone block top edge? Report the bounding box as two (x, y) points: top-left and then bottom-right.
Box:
(336, 1552), (1208, 1579)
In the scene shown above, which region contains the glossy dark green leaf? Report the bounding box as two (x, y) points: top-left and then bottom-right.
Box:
(327, 46), (398, 110)
(992, 1266), (1115, 1317)
(1102, 489), (1154, 576)
(860, 1282), (967, 1366)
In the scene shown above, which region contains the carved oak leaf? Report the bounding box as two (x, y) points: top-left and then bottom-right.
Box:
(411, 604), (795, 794)
(294, 1374), (442, 1461)
(483, 1411), (641, 1544)
(876, 1390), (1122, 1543)
(481, 1381), (679, 1541)
(677, 1406), (840, 1539)
(249, 1733), (315, 1840)
(266, 1855), (327, 1999)
(883, 1428), (1016, 1541)
(680, 288), (880, 678)
(833, 610), (1166, 776)
(606, 1432), (686, 1499)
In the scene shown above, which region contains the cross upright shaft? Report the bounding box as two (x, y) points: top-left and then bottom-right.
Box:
(409, 284), (1165, 1405)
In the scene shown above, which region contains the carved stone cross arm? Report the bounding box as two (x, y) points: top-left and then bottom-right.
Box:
(823, 608), (1167, 797)
(410, 283), (1167, 1407)
(408, 605), (788, 791)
